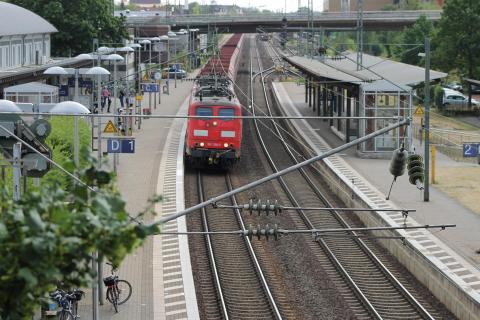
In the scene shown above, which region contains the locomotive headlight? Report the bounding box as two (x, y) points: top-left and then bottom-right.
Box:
(213, 121), (218, 126)
(223, 143), (229, 148)
(200, 142), (205, 147)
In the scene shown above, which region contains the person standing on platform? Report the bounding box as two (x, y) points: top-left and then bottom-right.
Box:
(119, 88), (125, 109)
(101, 86), (110, 112)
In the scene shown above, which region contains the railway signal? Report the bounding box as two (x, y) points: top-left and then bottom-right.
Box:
(0, 108), (52, 177)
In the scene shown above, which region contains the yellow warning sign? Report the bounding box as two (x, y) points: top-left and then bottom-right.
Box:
(135, 95), (143, 101)
(143, 72), (149, 81)
(103, 120), (117, 133)
(414, 106), (424, 116)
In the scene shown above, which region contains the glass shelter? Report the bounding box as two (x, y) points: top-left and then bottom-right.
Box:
(360, 81), (412, 154)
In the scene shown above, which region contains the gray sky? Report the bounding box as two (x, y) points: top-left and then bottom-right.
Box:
(121, 0), (325, 13)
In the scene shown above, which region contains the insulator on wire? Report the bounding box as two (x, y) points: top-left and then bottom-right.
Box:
(389, 147), (408, 178)
(407, 154), (424, 189)
(386, 147), (408, 200)
(242, 199), (282, 215)
(243, 224), (280, 241)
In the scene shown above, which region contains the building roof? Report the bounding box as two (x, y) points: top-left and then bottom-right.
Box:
(4, 82), (58, 94)
(325, 52), (447, 87)
(283, 52), (447, 92)
(0, 2), (57, 37)
(285, 55), (362, 84)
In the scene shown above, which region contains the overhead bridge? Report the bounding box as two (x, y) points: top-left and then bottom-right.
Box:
(124, 10), (441, 33)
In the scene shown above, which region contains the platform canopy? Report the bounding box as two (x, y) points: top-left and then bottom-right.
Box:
(4, 82), (58, 94)
(4, 82), (59, 104)
(283, 52), (447, 91)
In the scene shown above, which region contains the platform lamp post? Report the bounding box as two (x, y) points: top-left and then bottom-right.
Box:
(105, 53), (124, 172)
(50, 101), (90, 168)
(74, 54), (95, 101)
(129, 43), (142, 94)
(160, 35), (170, 92)
(85, 65), (110, 320)
(158, 35), (168, 104)
(150, 36), (161, 67)
(139, 39), (152, 66)
(116, 46), (135, 135)
(86, 66), (111, 162)
(43, 66), (68, 103)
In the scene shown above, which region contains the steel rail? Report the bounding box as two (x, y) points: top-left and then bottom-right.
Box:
(253, 37), (382, 319)
(197, 171), (229, 320)
(225, 174), (283, 320)
(262, 39), (435, 319)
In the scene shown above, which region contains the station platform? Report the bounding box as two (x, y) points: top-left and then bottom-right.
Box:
(272, 81), (480, 320)
(77, 74), (198, 319)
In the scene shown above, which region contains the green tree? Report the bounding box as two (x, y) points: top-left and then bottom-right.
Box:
(0, 152), (160, 319)
(8, 0), (128, 57)
(189, 1), (201, 14)
(396, 15), (434, 66)
(433, 0), (480, 80)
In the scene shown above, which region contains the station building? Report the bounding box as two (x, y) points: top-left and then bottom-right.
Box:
(0, 2), (57, 69)
(283, 52), (446, 157)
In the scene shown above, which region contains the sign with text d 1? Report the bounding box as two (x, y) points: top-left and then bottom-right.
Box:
(141, 83), (159, 92)
(463, 143), (479, 158)
(107, 138), (135, 153)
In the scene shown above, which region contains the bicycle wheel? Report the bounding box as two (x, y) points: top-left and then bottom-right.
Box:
(58, 310), (74, 320)
(106, 287), (118, 313)
(115, 280), (132, 305)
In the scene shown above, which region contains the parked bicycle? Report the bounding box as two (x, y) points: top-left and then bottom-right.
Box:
(103, 262), (132, 313)
(45, 288), (84, 320)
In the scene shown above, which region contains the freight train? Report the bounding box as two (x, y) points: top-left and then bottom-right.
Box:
(184, 34), (244, 168)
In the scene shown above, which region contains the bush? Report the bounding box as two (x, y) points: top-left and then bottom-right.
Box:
(0, 153), (160, 319)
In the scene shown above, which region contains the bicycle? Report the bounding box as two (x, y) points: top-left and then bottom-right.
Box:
(46, 289), (84, 320)
(103, 262), (132, 313)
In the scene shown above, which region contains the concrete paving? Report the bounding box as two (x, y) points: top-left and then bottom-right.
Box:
(77, 76), (195, 319)
(276, 81), (480, 269)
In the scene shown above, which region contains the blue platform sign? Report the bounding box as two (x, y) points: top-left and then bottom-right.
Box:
(59, 85), (69, 97)
(142, 83), (159, 92)
(107, 139), (135, 153)
(463, 143), (479, 157)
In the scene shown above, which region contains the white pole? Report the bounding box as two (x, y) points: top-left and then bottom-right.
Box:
(97, 75), (102, 163)
(74, 69), (79, 102)
(74, 116), (79, 166)
(13, 142), (21, 201)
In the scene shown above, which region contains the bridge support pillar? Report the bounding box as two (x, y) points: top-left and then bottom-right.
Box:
(312, 84), (316, 112)
(323, 84), (328, 121)
(305, 78), (308, 103)
(308, 77), (312, 108)
(317, 84), (322, 117)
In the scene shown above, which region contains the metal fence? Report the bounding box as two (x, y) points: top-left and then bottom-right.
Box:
(412, 124), (480, 163)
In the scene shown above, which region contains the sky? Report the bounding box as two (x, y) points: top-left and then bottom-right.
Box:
(119, 0), (325, 13)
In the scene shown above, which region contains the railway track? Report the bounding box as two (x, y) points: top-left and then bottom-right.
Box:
(186, 170), (281, 319)
(250, 35), (453, 319)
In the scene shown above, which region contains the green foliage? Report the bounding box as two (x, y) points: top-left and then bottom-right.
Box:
(0, 151), (160, 319)
(190, 1), (201, 14)
(395, 15), (435, 66)
(433, 0), (480, 79)
(434, 84), (444, 108)
(42, 116), (91, 189)
(8, 0), (128, 57)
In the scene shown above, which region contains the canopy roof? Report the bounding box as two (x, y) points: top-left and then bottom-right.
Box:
(0, 2), (57, 37)
(283, 52), (447, 92)
(4, 82), (58, 94)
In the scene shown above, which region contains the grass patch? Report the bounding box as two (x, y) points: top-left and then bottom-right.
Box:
(0, 116), (91, 193)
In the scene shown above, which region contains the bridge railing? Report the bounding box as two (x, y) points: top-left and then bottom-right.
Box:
(126, 10), (441, 26)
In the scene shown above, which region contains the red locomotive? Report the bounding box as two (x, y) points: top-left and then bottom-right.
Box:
(184, 34), (244, 167)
